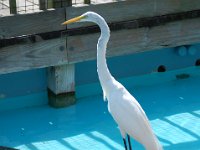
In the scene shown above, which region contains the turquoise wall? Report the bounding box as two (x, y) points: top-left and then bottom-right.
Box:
(76, 46), (200, 85)
(0, 45), (200, 110)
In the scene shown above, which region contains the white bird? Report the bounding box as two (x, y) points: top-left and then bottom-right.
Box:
(62, 11), (163, 150)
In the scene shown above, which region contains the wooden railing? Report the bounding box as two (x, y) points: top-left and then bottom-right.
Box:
(1, 0), (200, 107)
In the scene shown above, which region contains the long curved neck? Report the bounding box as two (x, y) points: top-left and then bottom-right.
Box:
(96, 17), (113, 88)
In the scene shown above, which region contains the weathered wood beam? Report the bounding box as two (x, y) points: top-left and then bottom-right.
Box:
(0, 38), (67, 74)
(1, 9), (200, 48)
(0, 8), (65, 38)
(67, 18), (200, 63)
(1, 17), (200, 74)
(66, 10), (200, 36)
(66, 0), (200, 29)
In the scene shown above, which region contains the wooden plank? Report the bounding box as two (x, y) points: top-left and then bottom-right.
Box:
(0, 8), (65, 38)
(0, 38), (67, 74)
(66, 0), (200, 29)
(67, 18), (200, 63)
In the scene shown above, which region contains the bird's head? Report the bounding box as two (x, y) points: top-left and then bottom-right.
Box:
(62, 11), (102, 25)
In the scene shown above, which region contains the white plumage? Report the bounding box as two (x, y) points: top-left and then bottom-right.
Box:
(62, 11), (163, 150)
(107, 79), (162, 150)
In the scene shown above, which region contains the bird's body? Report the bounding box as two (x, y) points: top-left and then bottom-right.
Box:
(106, 79), (162, 150)
(62, 11), (163, 150)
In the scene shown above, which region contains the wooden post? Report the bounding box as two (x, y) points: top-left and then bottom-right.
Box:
(39, 0), (47, 10)
(47, 0), (74, 108)
(9, 0), (17, 14)
(84, 0), (91, 4)
(47, 64), (76, 108)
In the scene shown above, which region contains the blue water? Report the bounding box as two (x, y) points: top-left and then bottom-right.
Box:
(1, 67), (200, 150)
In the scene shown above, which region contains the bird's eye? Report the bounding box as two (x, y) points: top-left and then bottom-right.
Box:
(83, 15), (88, 19)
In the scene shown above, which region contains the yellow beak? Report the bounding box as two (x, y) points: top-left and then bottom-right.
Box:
(62, 16), (85, 25)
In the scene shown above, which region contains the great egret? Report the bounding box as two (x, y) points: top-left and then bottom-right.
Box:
(62, 12), (163, 150)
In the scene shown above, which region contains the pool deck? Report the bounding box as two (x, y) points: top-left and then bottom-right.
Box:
(1, 67), (200, 150)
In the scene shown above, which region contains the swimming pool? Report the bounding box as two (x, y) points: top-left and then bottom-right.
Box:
(0, 65), (200, 150)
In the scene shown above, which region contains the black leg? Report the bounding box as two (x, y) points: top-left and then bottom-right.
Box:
(123, 138), (128, 150)
(127, 135), (132, 150)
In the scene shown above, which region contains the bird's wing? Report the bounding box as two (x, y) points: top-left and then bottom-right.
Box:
(108, 84), (155, 143)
